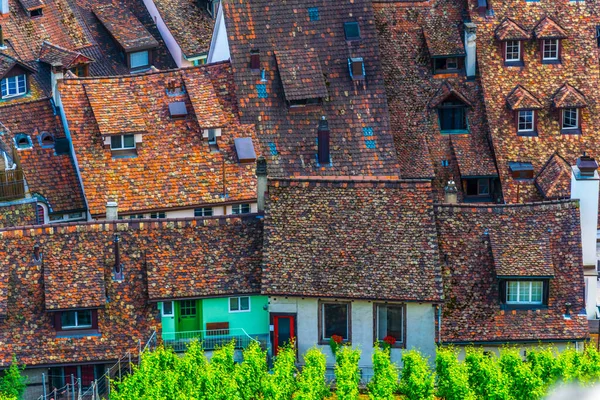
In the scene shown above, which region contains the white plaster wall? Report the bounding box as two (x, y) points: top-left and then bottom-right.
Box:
(142, 0), (191, 68)
(166, 209), (194, 218)
(207, 4), (230, 63)
(452, 341), (583, 361)
(268, 297), (436, 370)
(570, 167), (599, 268)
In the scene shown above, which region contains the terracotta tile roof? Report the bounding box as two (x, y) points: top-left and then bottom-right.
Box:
(93, 4), (158, 51)
(0, 200), (37, 229)
(429, 81), (473, 109)
(373, 0), (498, 201)
(147, 216), (263, 301)
(495, 18), (531, 41)
(59, 63), (258, 216)
(436, 201), (589, 343)
(552, 83), (587, 109)
(275, 49), (328, 102)
(222, 0), (400, 178)
(38, 41), (93, 68)
(0, 99), (85, 214)
(451, 135), (498, 178)
(533, 16), (568, 39)
(149, 0), (215, 57)
(490, 226), (554, 277)
(468, 0), (600, 203)
(506, 85), (543, 110)
(85, 84), (148, 136)
(184, 74), (228, 127)
(0, 53), (35, 79)
(0, 217), (255, 367)
(535, 153), (572, 200)
(423, 17), (465, 57)
(262, 179), (443, 302)
(18, 0), (44, 11)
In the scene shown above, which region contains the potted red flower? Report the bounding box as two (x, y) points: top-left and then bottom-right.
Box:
(381, 335), (396, 351)
(329, 334), (344, 355)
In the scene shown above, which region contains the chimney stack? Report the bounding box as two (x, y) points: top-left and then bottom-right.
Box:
(317, 116), (330, 165)
(444, 180), (458, 204)
(464, 23), (477, 79)
(570, 152), (599, 319)
(256, 156), (267, 213)
(0, 1), (8, 15)
(106, 201), (118, 220)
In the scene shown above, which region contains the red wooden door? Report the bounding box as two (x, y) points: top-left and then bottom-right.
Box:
(273, 315), (295, 355)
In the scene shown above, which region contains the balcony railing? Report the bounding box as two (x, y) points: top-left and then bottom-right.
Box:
(162, 328), (265, 353)
(0, 169), (25, 201)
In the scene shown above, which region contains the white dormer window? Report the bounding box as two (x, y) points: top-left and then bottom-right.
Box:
(203, 128), (222, 145)
(505, 40), (521, 62)
(1, 75), (26, 98)
(542, 39), (559, 61)
(110, 134), (136, 150)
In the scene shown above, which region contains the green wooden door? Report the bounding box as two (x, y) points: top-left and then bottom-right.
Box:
(177, 300), (199, 334)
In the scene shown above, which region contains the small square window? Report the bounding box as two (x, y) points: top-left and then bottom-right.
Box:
(162, 301), (174, 317)
(505, 40), (521, 62)
(61, 310), (93, 330)
(30, 8), (43, 17)
(321, 302), (349, 342)
(441, 160), (449, 167)
(194, 207), (213, 217)
(308, 7), (319, 21)
(344, 22), (360, 41)
(517, 110), (534, 133)
(231, 203), (250, 214)
(506, 281), (544, 305)
(229, 296), (250, 312)
(150, 212), (166, 218)
(542, 39), (559, 61)
(130, 50), (149, 69)
(111, 135), (136, 150)
(562, 108), (579, 130)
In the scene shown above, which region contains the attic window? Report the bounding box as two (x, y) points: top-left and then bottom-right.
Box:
(15, 134), (32, 149)
(168, 102), (187, 118)
(433, 57), (462, 74)
(348, 58), (365, 80)
(39, 132), (55, 148)
(111, 134), (135, 150)
(308, 7), (319, 21)
(203, 128), (222, 145)
(250, 50), (260, 72)
(234, 137), (256, 163)
(1, 74), (27, 98)
(289, 98), (321, 108)
(344, 22), (360, 41)
(542, 39), (560, 63)
(508, 162), (534, 179)
(30, 8), (43, 17)
(437, 100), (468, 133)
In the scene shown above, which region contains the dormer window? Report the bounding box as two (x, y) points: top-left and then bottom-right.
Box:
(110, 134), (135, 150)
(438, 100), (468, 133)
(30, 7), (42, 17)
(344, 22), (360, 41)
(505, 40), (521, 63)
(434, 57), (460, 73)
(203, 128), (221, 146)
(517, 110), (535, 134)
(561, 108), (579, 132)
(15, 133), (32, 149)
(1, 74), (26, 98)
(542, 39), (559, 62)
(39, 132), (55, 148)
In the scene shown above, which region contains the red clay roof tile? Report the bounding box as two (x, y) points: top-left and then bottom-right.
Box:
(506, 85), (544, 110)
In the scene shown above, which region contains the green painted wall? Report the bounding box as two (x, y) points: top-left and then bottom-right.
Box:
(202, 296), (269, 335)
(158, 302), (176, 340)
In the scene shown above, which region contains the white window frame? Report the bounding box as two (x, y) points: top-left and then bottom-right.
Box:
(130, 50), (149, 69)
(49, 212), (85, 223)
(506, 281), (543, 305)
(61, 310), (93, 329)
(228, 296), (251, 313)
(194, 207), (213, 217)
(517, 110), (534, 132)
(161, 301), (174, 317)
(231, 203), (251, 214)
(542, 39), (559, 61)
(505, 40), (521, 62)
(1, 74), (27, 98)
(562, 108), (579, 130)
(375, 304), (404, 344)
(110, 134), (136, 150)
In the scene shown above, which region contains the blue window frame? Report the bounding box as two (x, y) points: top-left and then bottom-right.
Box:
(1, 74), (26, 98)
(348, 58), (365, 80)
(308, 7), (319, 21)
(256, 84), (267, 98)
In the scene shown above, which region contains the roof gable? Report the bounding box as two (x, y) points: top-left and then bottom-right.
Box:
(423, 19), (465, 57)
(506, 85), (543, 110)
(93, 4), (159, 52)
(275, 49), (328, 102)
(552, 83), (587, 109)
(39, 41), (93, 69)
(533, 16), (568, 39)
(429, 81), (473, 108)
(183, 73), (228, 127)
(18, 0), (44, 11)
(495, 18), (531, 41)
(535, 153), (572, 200)
(0, 53), (35, 80)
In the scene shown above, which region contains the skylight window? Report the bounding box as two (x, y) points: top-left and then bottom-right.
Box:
(15, 133), (32, 149)
(348, 58), (365, 80)
(308, 7), (319, 21)
(344, 22), (360, 41)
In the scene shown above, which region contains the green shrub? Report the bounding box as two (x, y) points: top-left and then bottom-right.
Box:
(205, 341), (241, 400)
(296, 347), (330, 400)
(398, 349), (434, 400)
(0, 356), (27, 400)
(235, 341), (268, 400)
(499, 347), (544, 400)
(263, 344), (297, 400)
(367, 344), (398, 400)
(580, 345), (600, 383)
(177, 340), (210, 398)
(435, 347), (474, 400)
(334, 346), (361, 400)
(464, 348), (510, 400)
(527, 347), (559, 389)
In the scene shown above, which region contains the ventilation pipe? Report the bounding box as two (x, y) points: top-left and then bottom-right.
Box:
(570, 152), (599, 319)
(317, 116), (330, 166)
(256, 156), (267, 213)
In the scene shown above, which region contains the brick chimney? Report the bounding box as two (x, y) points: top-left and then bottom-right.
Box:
(256, 156), (267, 212)
(444, 180), (458, 204)
(570, 152), (599, 319)
(317, 116), (330, 166)
(106, 201), (118, 220)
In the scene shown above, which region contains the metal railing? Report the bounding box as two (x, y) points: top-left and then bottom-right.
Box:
(0, 168), (25, 201)
(162, 328), (261, 352)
